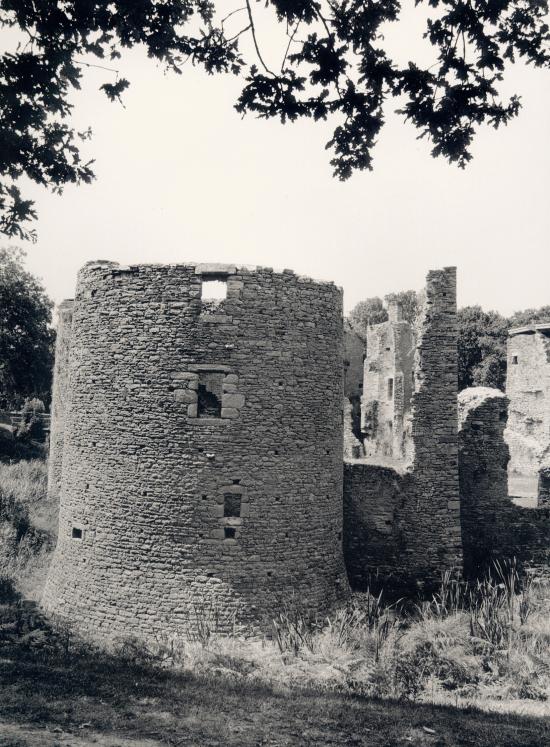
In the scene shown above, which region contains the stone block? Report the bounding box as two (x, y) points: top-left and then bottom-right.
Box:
(174, 389), (197, 404)
(172, 372), (199, 381)
(224, 374), (239, 384)
(222, 393), (245, 409)
(187, 404), (197, 418)
(195, 263), (237, 275)
(221, 407), (239, 419)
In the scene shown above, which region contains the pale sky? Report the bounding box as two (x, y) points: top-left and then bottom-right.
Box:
(4, 3), (549, 316)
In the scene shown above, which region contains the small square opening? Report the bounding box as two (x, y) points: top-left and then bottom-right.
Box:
(224, 527), (236, 539)
(224, 493), (241, 517)
(512, 355), (518, 365)
(72, 527), (83, 540)
(201, 279), (227, 306)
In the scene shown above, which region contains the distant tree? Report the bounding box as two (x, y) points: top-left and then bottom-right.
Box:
(508, 306), (550, 327)
(348, 296), (388, 331)
(349, 289), (419, 333)
(1, 0), (550, 241)
(0, 247), (54, 409)
(393, 290), (419, 325)
(457, 305), (509, 391)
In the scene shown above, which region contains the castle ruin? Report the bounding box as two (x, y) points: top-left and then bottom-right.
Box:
(42, 261), (550, 643)
(505, 323), (550, 501)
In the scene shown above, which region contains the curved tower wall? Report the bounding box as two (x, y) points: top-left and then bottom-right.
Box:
(43, 262), (348, 640)
(47, 300), (74, 501)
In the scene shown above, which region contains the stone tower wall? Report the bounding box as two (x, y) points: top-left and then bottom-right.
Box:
(47, 300), (74, 501)
(43, 262), (349, 642)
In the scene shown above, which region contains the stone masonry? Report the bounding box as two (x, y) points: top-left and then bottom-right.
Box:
(42, 262), (349, 642)
(344, 268), (463, 593)
(47, 300), (74, 501)
(361, 296), (415, 462)
(505, 323), (550, 497)
(459, 387), (550, 573)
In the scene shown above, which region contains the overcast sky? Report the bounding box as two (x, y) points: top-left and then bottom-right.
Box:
(5, 5), (549, 316)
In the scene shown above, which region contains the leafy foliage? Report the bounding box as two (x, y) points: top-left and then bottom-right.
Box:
(457, 305), (509, 391)
(349, 289), (418, 332)
(1, 0), (549, 239)
(0, 247), (54, 408)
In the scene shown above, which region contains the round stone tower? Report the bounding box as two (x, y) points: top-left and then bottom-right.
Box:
(42, 261), (348, 641)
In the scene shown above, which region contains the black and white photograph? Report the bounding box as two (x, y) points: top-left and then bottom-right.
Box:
(0, 1), (549, 744)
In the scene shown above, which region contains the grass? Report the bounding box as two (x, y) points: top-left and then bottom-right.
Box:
(0, 459), (55, 600)
(0, 598), (548, 746)
(1, 459), (550, 745)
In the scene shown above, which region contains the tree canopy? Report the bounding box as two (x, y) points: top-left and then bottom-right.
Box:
(349, 289), (418, 330)
(457, 305), (509, 391)
(1, 0), (549, 241)
(0, 246), (54, 409)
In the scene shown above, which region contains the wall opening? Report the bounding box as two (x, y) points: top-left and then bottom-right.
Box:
(387, 378), (394, 399)
(512, 355), (518, 364)
(72, 527), (82, 539)
(197, 372), (224, 417)
(201, 279), (227, 307)
(224, 493), (241, 517)
(224, 527), (236, 539)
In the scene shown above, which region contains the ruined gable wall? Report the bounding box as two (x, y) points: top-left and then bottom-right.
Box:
(43, 262), (349, 642)
(505, 331), (550, 486)
(47, 300), (74, 501)
(362, 321), (395, 458)
(398, 267), (462, 580)
(361, 312), (414, 462)
(344, 268), (462, 592)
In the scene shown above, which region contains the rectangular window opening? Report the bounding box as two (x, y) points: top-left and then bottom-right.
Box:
(197, 372), (224, 418)
(201, 278), (227, 310)
(72, 527), (83, 540)
(387, 378), (394, 399)
(224, 527), (236, 539)
(512, 355), (518, 364)
(224, 493), (241, 517)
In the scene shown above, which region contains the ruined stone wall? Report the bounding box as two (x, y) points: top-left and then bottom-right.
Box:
(361, 300), (414, 462)
(344, 320), (365, 444)
(343, 463), (412, 591)
(344, 399), (363, 460)
(460, 387), (550, 573)
(505, 328), (550, 490)
(458, 388), (511, 576)
(345, 268), (462, 591)
(538, 466), (550, 507)
(43, 262), (349, 642)
(46, 300), (74, 501)
(344, 320), (365, 401)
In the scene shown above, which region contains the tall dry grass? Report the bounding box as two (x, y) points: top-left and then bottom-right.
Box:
(0, 459), (55, 599)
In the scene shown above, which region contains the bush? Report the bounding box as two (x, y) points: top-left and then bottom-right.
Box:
(15, 398), (46, 443)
